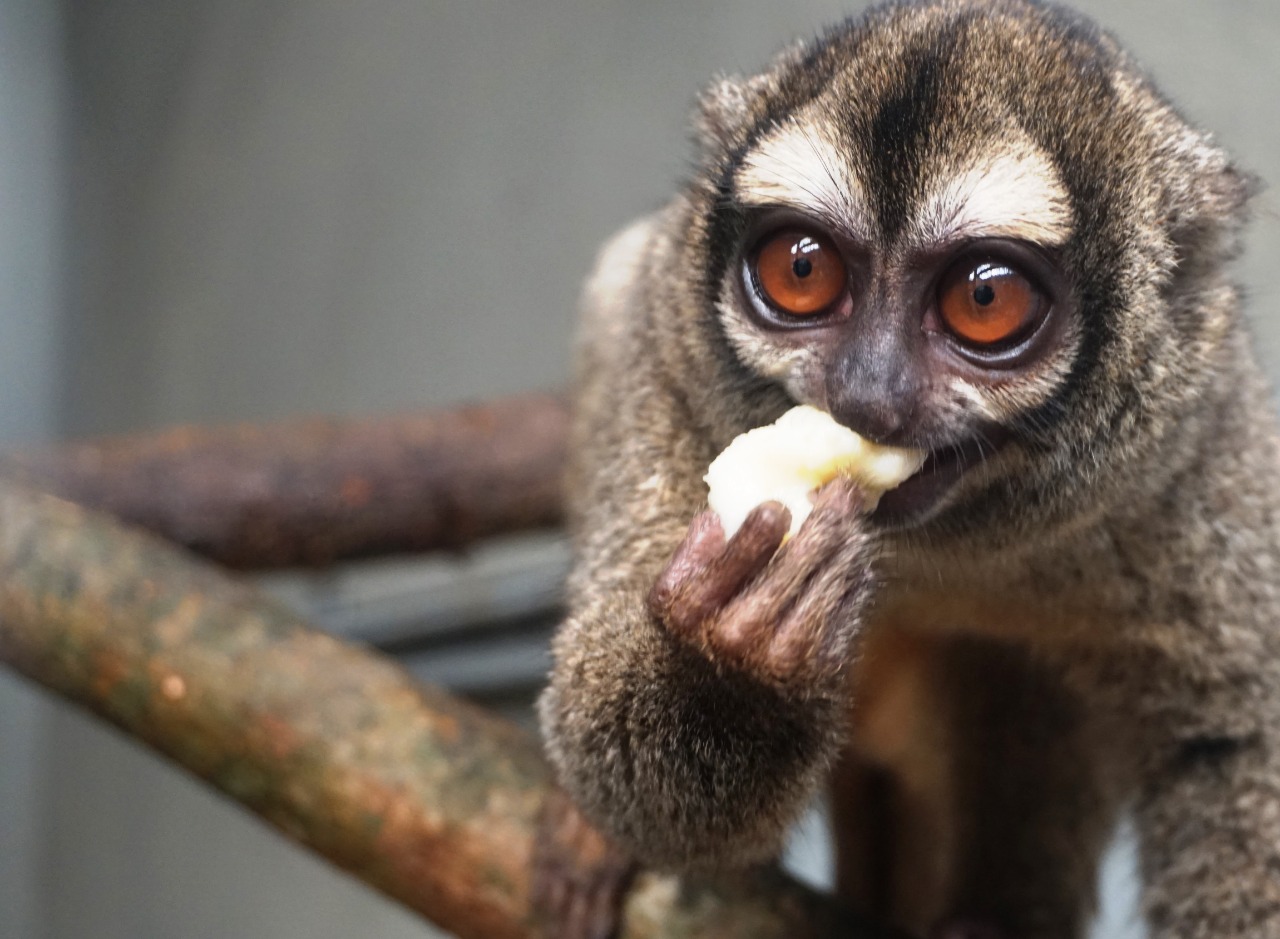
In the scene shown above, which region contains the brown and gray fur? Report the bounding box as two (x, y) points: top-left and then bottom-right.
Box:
(538, 1), (1280, 936)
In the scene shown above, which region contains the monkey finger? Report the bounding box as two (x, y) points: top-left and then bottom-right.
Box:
(728, 478), (864, 625)
(742, 482), (870, 681)
(648, 511), (726, 621)
(531, 862), (567, 929)
(713, 499), (790, 577)
(769, 541), (876, 683)
(549, 854), (631, 939)
(559, 834), (633, 939)
(564, 884), (600, 939)
(582, 856), (634, 939)
(931, 918), (1006, 939)
(711, 556), (812, 664)
(771, 481), (864, 581)
(657, 502), (789, 636)
(796, 476), (866, 540)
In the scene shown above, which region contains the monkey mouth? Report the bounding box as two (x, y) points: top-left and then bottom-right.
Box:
(872, 431), (1009, 525)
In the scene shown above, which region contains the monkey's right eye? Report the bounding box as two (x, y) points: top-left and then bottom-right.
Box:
(752, 230), (847, 317)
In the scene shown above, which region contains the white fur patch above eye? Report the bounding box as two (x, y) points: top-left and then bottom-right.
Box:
(915, 151), (1073, 248)
(735, 121), (871, 239)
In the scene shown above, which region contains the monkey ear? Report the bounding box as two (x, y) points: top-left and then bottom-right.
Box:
(694, 73), (769, 154)
(1167, 130), (1254, 236)
(1163, 130), (1258, 250)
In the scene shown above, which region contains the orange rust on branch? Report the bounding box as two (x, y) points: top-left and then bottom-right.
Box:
(91, 648), (130, 700)
(252, 713), (303, 761)
(160, 673), (187, 701)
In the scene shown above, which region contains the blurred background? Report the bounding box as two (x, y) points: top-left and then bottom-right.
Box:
(2, 1), (1278, 937)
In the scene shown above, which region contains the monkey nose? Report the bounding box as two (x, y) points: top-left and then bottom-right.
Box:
(827, 335), (920, 446)
(831, 407), (906, 445)
(826, 386), (915, 446)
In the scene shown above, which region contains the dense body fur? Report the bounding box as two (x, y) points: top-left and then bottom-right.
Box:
(539, 2), (1280, 936)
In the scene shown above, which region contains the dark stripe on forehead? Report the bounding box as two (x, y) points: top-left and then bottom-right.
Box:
(705, 157), (745, 273)
(864, 30), (955, 240)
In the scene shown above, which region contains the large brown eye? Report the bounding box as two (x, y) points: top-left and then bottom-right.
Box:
(937, 260), (1043, 347)
(754, 229), (847, 316)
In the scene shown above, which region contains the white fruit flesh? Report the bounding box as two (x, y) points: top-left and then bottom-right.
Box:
(704, 405), (927, 539)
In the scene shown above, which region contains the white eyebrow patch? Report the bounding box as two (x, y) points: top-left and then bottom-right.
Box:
(915, 150), (1073, 248)
(734, 120), (871, 239)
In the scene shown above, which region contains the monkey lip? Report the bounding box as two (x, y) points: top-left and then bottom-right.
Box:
(872, 432), (1008, 524)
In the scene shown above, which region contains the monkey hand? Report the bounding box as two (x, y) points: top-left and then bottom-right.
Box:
(648, 476), (874, 694)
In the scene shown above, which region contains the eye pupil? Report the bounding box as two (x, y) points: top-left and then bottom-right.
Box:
(793, 257), (813, 278)
(973, 284), (996, 306)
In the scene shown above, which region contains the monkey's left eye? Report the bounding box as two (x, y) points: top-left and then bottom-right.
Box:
(752, 229), (847, 317)
(937, 259), (1045, 348)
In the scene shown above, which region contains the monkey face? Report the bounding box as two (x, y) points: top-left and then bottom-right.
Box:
(723, 186), (1079, 526)
(677, 0), (1251, 546)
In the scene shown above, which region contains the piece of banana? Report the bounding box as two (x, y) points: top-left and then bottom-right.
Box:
(704, 405), (927, 539)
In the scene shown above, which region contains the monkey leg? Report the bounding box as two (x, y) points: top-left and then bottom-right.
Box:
(835, 631), (1118, 939)
(935, 638), (1118, 939)
(833, 627), (959, 935)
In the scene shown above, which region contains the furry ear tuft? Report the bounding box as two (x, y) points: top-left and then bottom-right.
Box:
(694, 73), (769, 154)
(1162, 129), (1258, 265)
(1174, 134), (1256, 228)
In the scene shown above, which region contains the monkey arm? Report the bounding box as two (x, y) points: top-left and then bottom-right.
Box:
(1070, 593), (1280, 939)
(540, 578), (849, 869)
(1134, 730), (1280, 936)
(538, 220), (870, 867)
(539, 399), (866, 868)
(1129, 673), (1280, 937)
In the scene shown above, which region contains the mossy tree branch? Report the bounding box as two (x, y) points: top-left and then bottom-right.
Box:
(0, 478), (875, 939)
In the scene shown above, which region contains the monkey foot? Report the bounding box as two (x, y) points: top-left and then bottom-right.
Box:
(532, 788), (636, 939)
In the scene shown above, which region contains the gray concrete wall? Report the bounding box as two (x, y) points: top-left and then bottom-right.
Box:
(0, 2), (66, 938)
(4, 2), (1279, 937)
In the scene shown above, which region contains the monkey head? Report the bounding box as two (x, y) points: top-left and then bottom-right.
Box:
(651, 0), (1253, 553)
